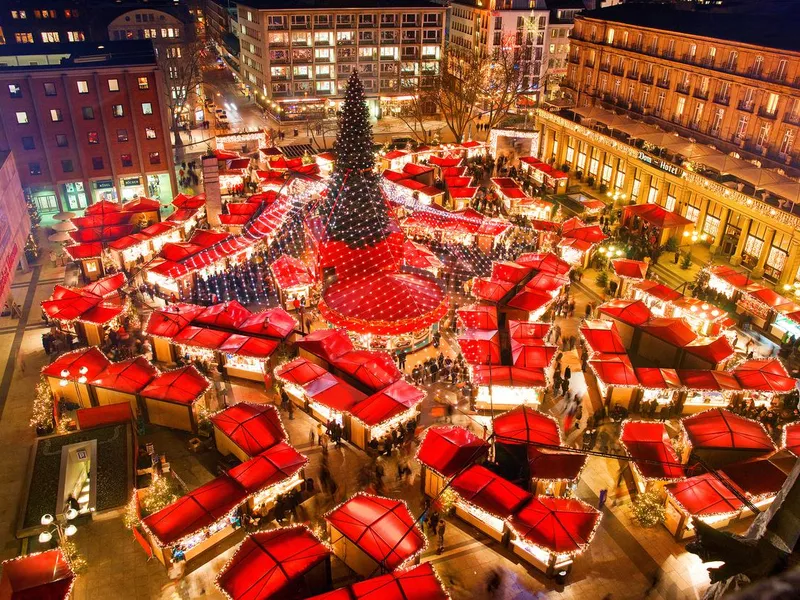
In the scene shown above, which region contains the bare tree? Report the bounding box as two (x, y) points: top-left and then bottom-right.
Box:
(156, 40), (205, 154)
(306, 114), (339, 151)
(431, 44), (484, 143)
(479, 37), (527, 139)
(393, 85), (439, 143)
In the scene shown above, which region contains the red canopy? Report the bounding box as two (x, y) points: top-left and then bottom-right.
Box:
(471, 277), (515, 303)
(350, 380), (424, 427)
(707, 265), (753, 289)
(220, 334), (279, 359)
(507, 497), (601, 555)
(491, 261), (530, 284)
(194, 301), (251, 330)
(271, 255), (315, 289)
(634, 368), (681, 390)
(527, 447), (587, 481)
(471, 365), (546, 388)
(510, 339), (557, 369)
(142, 475), (245, 547)
(85, 199), (122, 215)
(216, 526), (329, 600)
(508, 320), (550, 340)
(458, 329), (501, 365)
(493, 406), (560, 446)
(305, 563), (448, 600)
(620, 421), (685, 480)
(173, 325), (232, 350)
(227, 442), (307, 495)
(611, 259), (648, 280)
(515, 252), (571, 275)
(677, 370), (740, 391)
(64, 242), (103, 260)
(332, 350), (402, 391)
(428, 156), (462, 168)
(783, 422), (800, 455)
(598, 299), (652, 326)
(325, 494), (425, 571)
(525, 272), (570, 294)
(42, 287), (101, 321)
(640, 318), (698, 348)
(303, 373), (367, 413)
(665, 473), (745, 517)
(580, 320), (626, 354)
(681, 408), (775, 452)
(457, 304), (498, 330)
(563, 225), (607, 244)
(41, 347), (111, 381)
(145, 305), (205, 338)
(745, 284), (790, 310)
(635, 280), (684, 303)
(75, 403), (133, 430)
(721, 458), (788, 499)
(683, 336), (736, 365)
(589, 356), (638, 387)
(507, 289), (556, 314)
(624, 203), (692, 228)
(237, 308), (297, 339)
(416, 426), (488, 478)
(296, 329), (354, 362)
(732, 359), (796, 393)
(275, 358), (327, 387)
(451, 465), (532, 519)
(402, 240), (443, 271)
(82, 272), (126, 298)
(0, 549), (75, 600)
(211, 403), (286, 457)
(140, 366), (209, 404)
(80, 304), (124, 325)
(90, 357), (157, 393)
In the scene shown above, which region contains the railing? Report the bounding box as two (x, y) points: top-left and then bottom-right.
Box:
(738, 100), (755, 113)
(676, 83), (690, 94)
(758, 107), (778, 120)
(656, 79), (670, 89)
(713, 94), (730, 106)
(693, 89), (709, 100)
(640, 74), (654, 84)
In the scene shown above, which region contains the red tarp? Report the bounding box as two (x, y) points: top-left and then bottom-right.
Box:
(707, 265), (753, 289)
(305, 563), (449, 600)
(216, 526), (329, 600)
(146, 305), (206, 338)
(64, 242), (103, 260)
(41, 347), (110, 381)
(611, 259), (648, 280)
(598, 299), (652, 326)
(471, 365), (546, 388)
(142, 475), (245, 547)
(682, 408), (775, 452)
(527, 447), (587, 481)
(589, 356), (638, 387)
(580, 320), (627, 354)
(75, 403), (133, 430)
(296, 329), (354, 362)
(507, 497), (601, 555)
(42, 287), (102, 321)
(416, 426), (489, 478)
(237, 308), (297, 339)
(402, 240), (443, 271)
(350, 380), (424, 427)
(325, 494), (425, 571)
(428, 156), (462, 168)
(783, 422), (800, 455)
(275, 358), (328, 387)
(172, 194), (206, 209)
(677, 370), (740, 391)
(634, 280), (684, 303)
(0, 549), (75, 600)
(491, 261), (530, 284)
(508, 320), (550, 340)
(194, 301), (251, 329)
(493, 406), (560, 446)
(140, 366), (209, 405)
(721, 458), (788, 498)
(745, 284), (790, 310)
(332, 351), (403, 391)
(732, 359), (797, 393)
(90, 357), (157, 393)
(227, 442), (307, 495)
(122, 197), (160, 212)
(525, 272), (570, 295)
(515, 252), (571, 275)
(451, 465), (532, 519)
(471, 277), (515, 303)
(507, 289), (556, 314)
(511, 339), (557, 369)
(620, 421), (685, 480)
(85, 200), (122, 215)
(624, 203), (693, 228)
(683, 336), (736, 365)
(457, 304), (498, 330)
(82, 272), (126, 298)
(173, 325), (232, 350)
(219, 334), (279, 359)
(271, 255), (315, 289)
(211, 403), (286, 457)
(640, 318), (698, 348)
(665, 473), (745, 516)
(458, 329), (502, 365)
(303, 374), (367, 413)
(635, 368), (682, 390)
(563, 225), (607, 244)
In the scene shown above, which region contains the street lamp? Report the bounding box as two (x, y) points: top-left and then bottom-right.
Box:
(682, 229), (708, 246)
(38, 510), (79, 545)
(606, 190), (627, 205)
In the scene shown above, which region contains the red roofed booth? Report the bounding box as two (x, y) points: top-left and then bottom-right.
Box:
(681, 409), (775, 464)
(304, 563), (449, 600)
(140, 366), (210, 432)
(458, 329), (501, 365)
(416, 425), (489, 497)
(664, 473), (747, 540)
(515, 252), (571, 275)
(349, 380), (424, 449)
(331, 350), (402, 392)
(0, 549), (75, 600)
(90, 356), (158, 415)
(580, 320), (627, 354)
(732, 359), (796, 395)
(493, 406), (561, 447)
(226, 441), (307, 507)
(457, 304), (498, 330)
(471, 277), (515, 303)
(211, 403), (286, 461)
(41, 347), (111, 408)
(620, 421), (685, 484)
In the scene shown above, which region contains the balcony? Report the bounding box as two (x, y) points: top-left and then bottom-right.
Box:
(713, 94), (730, 106)
(680, 53), (696, 64)
(768, 70), (787, 84)
(290, 21), (311, 30)
(738, 100), (755, 113)
(402, 21), (419, 28)
(292, 39), (310, 46)
(629, 42), (642, 52)
(693, 89), (709, 100)
(358, 20), (376, 28)
(721, 62), (737, 74)
(268, 23), (287, 31)
(336, 39), (355, 46)
(314, 39), (332, 46)
(585, 59), (595, 68)
(660, 49), (674, 60)
(599, 62), (610, 73)
(698, 56), (715, 68)
(785, 112), (800, 126)
(640, 73), (654, 85)
(568, 54), (579, 64)
(612, 67), (624, 76)
(626, 70), (639, 80)
(758, 107), (778, 120)
(656, 79), (670, 89)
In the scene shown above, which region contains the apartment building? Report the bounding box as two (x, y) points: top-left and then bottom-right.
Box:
(0, 152), (31, 307)
(204, 0), (241, 70)
(448, 0), (585, 101)
(0, 41), (176, 215)
(235, 0), (446, 121)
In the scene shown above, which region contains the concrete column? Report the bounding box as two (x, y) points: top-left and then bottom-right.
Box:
(694, 196), (710, 232)
(709, 206), (730, 255)
(202, 156), (222, 226)
(751, 228), (776, 279)
(778, 239), (800, 286)
(729, 216), (751, 266)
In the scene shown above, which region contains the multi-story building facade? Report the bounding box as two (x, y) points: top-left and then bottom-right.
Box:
(544, 4), (800, 284)
(204, 0), (241, 70)
(448, 0), (585, 102)
(0, 41), (177, 215)
(234, 0), (447, 121)
(0, 151), (31, 307)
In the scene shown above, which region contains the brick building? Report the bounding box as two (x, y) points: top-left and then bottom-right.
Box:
(0, 41), (176, 215)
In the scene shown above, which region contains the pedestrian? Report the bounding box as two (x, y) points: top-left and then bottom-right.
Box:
(598, 488), (608, 510)
(436, 519), (446, 554)
(486, 570), (502, 595)
(309, 427), (315, 445)
(561, 377), (569, 396)
(564, 366), (571, 380)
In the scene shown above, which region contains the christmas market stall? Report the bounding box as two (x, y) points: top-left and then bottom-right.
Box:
(587, 355), (639, 409)
(41, 347), (111, 408)
(492, 406), (562, 473)
(456, 304), (499, 331)
(705, 265), (752, 301)
(0, 549), (75, 600)
(676, 370), (740, 414)
(680, 408), (776, 466)
(505, 272), (569, 322)
(783, 421), (800, 456)
(270, 254), (317, 311)
(348, 380), (424, 450)
(681, 335), (736, 370)
(735, 283), (800, 337)
(215, 526), (331, 600)
(139, 366), (210, 432)
(90, 356), (158, 416)
(299, 373), (367, 432)
(303, 563), (449, 600)
(566, 193), (606, 219)
(402, 240), (444, 278)
(632, 280), (684, 316)
(634, 368), (682, 409)
(579, 320), (627, 355)
(527, 447), (587, 497)
(450, 464), (532, 542)
(731, 359), (797, 408)
(597, 299), (652, 348)
(637, 318), (699, 367)
(324, 494), (426, 577)
(610, 259), (648, 298)
(622, 203), (692, 246)
(518, 156), (569, 194)
(619, 421), (685, 493)
(663, 473), (747, 540)
(274, 358), (329, 409)
(506, 497), (601, 578)
(471, 365), (547, 411)
(556, 217), (607, 268)
(211, 403), (286, 462)
(415, 425), (489, 498)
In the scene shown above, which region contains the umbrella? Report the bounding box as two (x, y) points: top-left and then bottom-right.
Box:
(53, 211), (77, 221)
(51, 221), (77, 232)
(48, 232), (74, 242)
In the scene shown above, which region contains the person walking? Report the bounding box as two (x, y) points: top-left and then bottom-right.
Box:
(436, 519), (447, 554)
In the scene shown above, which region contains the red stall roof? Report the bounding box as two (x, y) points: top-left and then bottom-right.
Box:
(216, 526), (330, 600)
(783, 422), (800, 455)
(515, 252), (571, 275)
(41, 347), (111, 381)
(620, 421), (685, 480)
(271, 254), (315, 289)
(458, 329), (501, 365)
(305, 563), (449, 600)
(634, 280), (684, 303)
(142, 475), (245, 547)
(563, 225), (607, 244)
(0, 549), (75, 600)
(665, 473), (745, 517)
(580, 320), (626, 354)
(275, 358), (327, 387)
(42, 287), (101, 321)
(597, 299), (652, 326)
(589, 356), (638, 387)
(194, 301), (251, 330)
(624, 203), (692, 228)
(507, 289), (556, 314)
(451, 465), (532, 519)
(140, 366), (209, 405)
(677, 370), (740, 391)
(510, 339), (557, 369)
(75, 403), (133, 430)
(416, 426), (488, 478)
(145, 305), (205, 338)
(527, 447), (587, 482)
(332, 350), (402, 391)
(82, 272), (126, 298)
(90, 357), (157, 393)
(296, 329), (354, 362)
(237, 308), (297, 340)
(227, 442), (307, 496)
(682, 409), (775, 452)
(721, 458), (788, 499)
(610, 259), (648, 280)
(525, 272), (570, 294)
(507, 497), (601, 555)
(457, 304), (499, 330)
(428, 156), (462, 168)
(493, 406), (561, 446)
(683, 336), (736, 366)
(64, 242), (103, 260)
(471, 277), (515, 303)
(707, 265), (753, 289)
(745, 284), (790, 310)
(508, 320), (550, 340)
(303, 373), (367, 413)
(211, 403), (286, 457)
(471, 365), (546, 388)
(732, 359), (797, 393)
(80, 304), (125, 325)
(640, 318), (698, 348)
(173, 325), (232, 350)
(350, 380), (424, 427)
(324, 494), (425, 571)
(491, 261), (530, 284)
(635, 368), (682, 390)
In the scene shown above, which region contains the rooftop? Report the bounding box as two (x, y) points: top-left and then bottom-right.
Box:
(580, 3), (800, 53)
(237, 0), (445, 9)
(0, 40), (157, 70)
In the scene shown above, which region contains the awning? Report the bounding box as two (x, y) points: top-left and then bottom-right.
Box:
(634, 368), (681, 390)
(634, 280), (684, 303)
(508, 320), (550, 340)
(211, 403), (286, 457)
(624, 203), (692, 228)
(303, 563), (448, 600)
(227, 442), (307, 496)
(682, 336), (736, 365)
(296, 329), (354, 362)
(527, 447), (587, 482)
(173, 325), (232, 350)
(275, 358), (328, 387)
(732, 359), (796, 393)
(219, 335), (279, 359)
(0, 549), (75, 600)
(90, 357), (157, 393)
(611, 259), (648, 280)
(332, 350), (403, 391)
(416, 426), (489, 478)
(665, 473), (745, 517)
(620, 421), (685, 480)
(507, 497), (601, 555)
(237, 308), (297, 340)
(458, 329), (501, 365)
(471, 365), (546, 388)
(580, 320), (627, 354)
(145, 305), (206, 338)
(640, 318), (698, 348)
(457, 304), (498, 330)
(681, 408), (775, 452)
(41, 347), (111, 381)
(195, 301), (252, 330)
(302, 373), (367, 413)
(493, 406), (561, 446)
(451, 464), (532, 519)
(510, 339), (557, 369)
(598, 299), (652, 326)
(677, 370), (740, 391)
(721, 458), (789, 499)
(589, 356), (638, 387)
(491, 261), (530, 284)
(471, 277), (515, 303)
(350, 380), (424, 427)
(515, 252), (571, 275)
(140, 366), (210, 405)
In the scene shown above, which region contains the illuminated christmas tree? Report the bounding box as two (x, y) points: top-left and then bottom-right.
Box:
(321, 71), (395, 248)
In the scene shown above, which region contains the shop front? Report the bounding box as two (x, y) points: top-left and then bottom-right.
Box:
(120, 176), (146, 201)
(147, 173), (174, 202)
(27, 186), (59, 215)
(61, 182), (89, 212)
(91, 179), (118, 204)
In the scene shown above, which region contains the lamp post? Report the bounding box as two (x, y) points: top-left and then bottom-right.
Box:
(59, 367), (88, 408)
(606, 190), (627, 207)
(38, 509), (79, 545)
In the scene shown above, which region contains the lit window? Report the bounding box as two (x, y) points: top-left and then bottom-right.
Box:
(117, 129), (128, 142)
(41, 31), (59, 43)
(149, 151), (161, 164)
(8, 84), (21, 98)
(15, 111), (28, 124)
(50, 109), (63, 122)
(11, 11), (27, 19)
(145, 127), (156, 139)
(138, 77), (149, 90)
(15, 33), (34, 43)
(108, 79), (119, 92)
(66, 31), (83, 42)
(77, 80), (89, 94)
(112, 104), (124, 117)
(121, 154), (133, 167)
(87, 131), (100, 144)
(142, 102), (153, 115)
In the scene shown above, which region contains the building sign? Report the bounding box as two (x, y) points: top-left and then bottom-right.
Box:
(94, 180), (114, 190)
(637, 151), (684, 177)
(122, 177), (141, 187)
